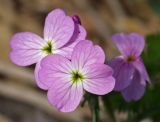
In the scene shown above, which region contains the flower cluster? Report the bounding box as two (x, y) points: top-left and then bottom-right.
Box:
(10, 9), (150, 112)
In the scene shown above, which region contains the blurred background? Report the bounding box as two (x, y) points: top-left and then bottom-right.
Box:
(0, 0), (160, 122)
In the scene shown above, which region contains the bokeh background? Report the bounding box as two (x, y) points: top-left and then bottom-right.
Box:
(0, 0), (160, 122)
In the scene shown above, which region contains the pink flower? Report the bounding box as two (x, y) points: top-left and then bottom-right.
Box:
(109, 33), (150, 101)
(10, 9), (86, 90)
(38, 40), (115, 112)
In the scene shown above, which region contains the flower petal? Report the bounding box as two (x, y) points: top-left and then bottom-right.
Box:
(71, 40), (105, 70)
(83, 64), (115, 95)
(112, 33), (145, 57)
(94, 45), (105, 63)
(133, 58), (150, 84)
(109, 56), (135, 91)
(10, 32), (45, 66)
(38, 54), (73, 89)
(34, 62), (48, 90)
(47, 80), (83, 112)
(44, 9), (74, 49)
(72, 15), (81, 25)
(121, 71), (145, 102)
(58, 25), (87, 59)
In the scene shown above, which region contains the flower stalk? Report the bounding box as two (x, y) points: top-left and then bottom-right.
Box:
(102, 96), (116, 122)
(88, 93), (100, 122)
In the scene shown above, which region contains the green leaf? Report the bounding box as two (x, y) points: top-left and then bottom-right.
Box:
(142, 33), (160, 80)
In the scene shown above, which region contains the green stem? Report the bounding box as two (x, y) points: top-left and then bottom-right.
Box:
(102, 96), (116, 122)
(127, 112), (135, 122)
(93, 101), (99, 122)
(88, 93), (100, 122)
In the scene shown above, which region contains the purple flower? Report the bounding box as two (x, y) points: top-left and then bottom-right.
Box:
(38, 40), (115, 112)
(10, 9), (86, 90)
(109, 33), (150, 102)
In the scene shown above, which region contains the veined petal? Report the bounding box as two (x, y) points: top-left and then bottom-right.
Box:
(58, 25), (87, 59)
(83, 64), (115, 95)
(34, 62), (48, 90)
(94, 45), (105, 63)
(38, 54), (73, 89)
(71, 40), (105, 70)
(109, 56), (135, 91)
(112, 33), (145, 57)
(133, 58), (150, 84)
(47, 80), (83, 112)
(44, 9), (74, 49)
(10, 32), (45, 66)
(121, 71), (146, 102)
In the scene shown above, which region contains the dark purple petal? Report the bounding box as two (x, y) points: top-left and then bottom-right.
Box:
(133, 58), (150, 85)
(121, 71), (146, 102)
(109, 56), (135, 91)
(112, 33), (145, 57)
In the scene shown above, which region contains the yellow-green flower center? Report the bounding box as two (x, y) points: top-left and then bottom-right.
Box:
(42, 41), (53, 54)
(71, 71), (84, 83)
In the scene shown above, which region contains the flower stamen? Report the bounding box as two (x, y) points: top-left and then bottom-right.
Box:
(42, 41), (53, 54)
(71, 71), (85, 83)
(127, 55), (136, 62)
